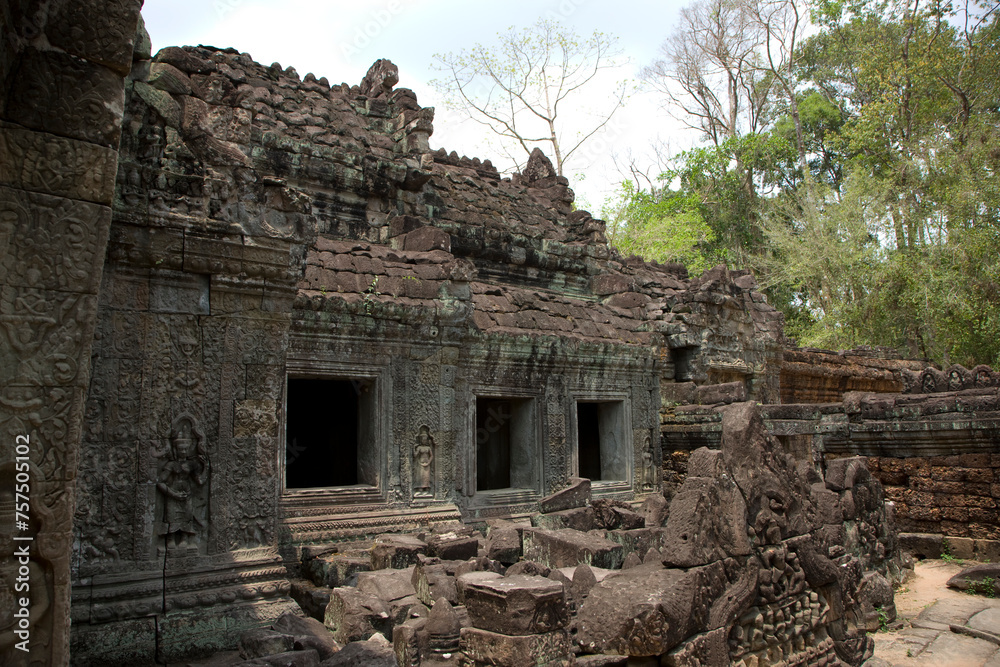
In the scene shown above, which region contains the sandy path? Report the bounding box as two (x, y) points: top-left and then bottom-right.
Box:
(872, 559), (1000, 667)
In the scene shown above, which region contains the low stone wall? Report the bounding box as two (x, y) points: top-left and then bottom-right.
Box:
(780, 346), (927, 404)
(864, 453), (1000, 541)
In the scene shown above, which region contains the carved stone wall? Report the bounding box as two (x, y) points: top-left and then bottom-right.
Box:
(0, 2), (142, 665)
(53, 41), (784, 662)
(67, 32), (309, 665)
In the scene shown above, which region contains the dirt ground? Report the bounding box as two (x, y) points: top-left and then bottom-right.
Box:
(871, 559), (1000, 666)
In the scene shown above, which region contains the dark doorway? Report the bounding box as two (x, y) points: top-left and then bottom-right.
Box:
(476, 398), (511, 490)
(577, 402), (602, 480)
(285, 378), (359, 488)
(576, 400), (627, 482)
(672, 346), (698, 381)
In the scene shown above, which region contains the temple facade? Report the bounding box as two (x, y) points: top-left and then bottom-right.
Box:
(1, 5), (998, 665)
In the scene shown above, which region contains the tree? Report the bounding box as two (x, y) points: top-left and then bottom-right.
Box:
(616, 0), (1000, 366)
(430, 19), (630, 177)
(602, 179), (716, 274)
(642, 0), (770, 145)
(639, 0), (812, 266)
(759, 0), (1000, 364)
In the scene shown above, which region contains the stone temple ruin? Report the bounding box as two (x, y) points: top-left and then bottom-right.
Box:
(1, 4), (998, 666)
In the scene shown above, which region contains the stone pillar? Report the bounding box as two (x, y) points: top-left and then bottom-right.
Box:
(0, 2), (143, 665)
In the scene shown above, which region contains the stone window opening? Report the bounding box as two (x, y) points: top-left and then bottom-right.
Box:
(475, 397), (537, 492)
(672, 346), (698, 381)
(575, 401), (627, 482)
(284, 377), (377, 490)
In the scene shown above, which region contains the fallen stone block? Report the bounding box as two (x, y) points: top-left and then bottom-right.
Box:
(356, 566), (420, 626)
(661, 475), (751, 567)
(532, 506), (597, 531)
(293, 636), (338, 662)
(641, 492), (669, 527)
(322, 634), (396, 667)
(426, 532), (480, 561)
(505, 560), (551, 577)
(324, 587), (391, 644)
(356, 567), (417, 602)
(304, 551), (372, 588)
(425, 597), (462, 657)
(686, 448), (725, 477)
(857, 571), (896, 632)
(459, 627), (572, 667)
(521, 528), (624, 570)
(486, 525), (522, 564)
(539, 477), (591, 513)
(271, 613), (340, 660)
(591, 499), (645, 530)
(392, 617), (425, 667)
(946, 563), (1000, 597)
(412, 558), (462, 606)
(289, 578), (331, 621)
(825, 456), (870, 492)
(371, 534), (427, 570)
(576, 563), (710, 657)
(463, 574), (568, 636)
(455, 571), (503, 605)
(238, 628), (294, 659)
(605, 527), (666, 558)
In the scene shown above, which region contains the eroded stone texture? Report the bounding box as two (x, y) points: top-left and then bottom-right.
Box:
(663, 381), (1000, 550)
(573, 402), (899, 665)
(459, 627), (572, 667)
(35, 16), (797, 656)
(780, 346), (927, 404)
(462, 574), (568, 636)
(522, 528), (624, 570)
(0, 3), (143, 666)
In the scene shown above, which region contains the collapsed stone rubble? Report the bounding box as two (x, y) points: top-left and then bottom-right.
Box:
(223, 402), (901, 666)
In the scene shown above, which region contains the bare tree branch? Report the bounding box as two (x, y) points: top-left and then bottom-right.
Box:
(431, 18), (631, 177)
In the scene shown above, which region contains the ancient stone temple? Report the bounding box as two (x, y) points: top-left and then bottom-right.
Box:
(1, 4), (997, 667)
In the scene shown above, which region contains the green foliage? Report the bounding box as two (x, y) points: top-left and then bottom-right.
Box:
(965, 576), (996, 598)
(363, 275), (380, 315)
(617, 0), (1000, 367)
(603, 180), (716, 274)
(876, 605), (890, 631)
(941, 538), (963, 564)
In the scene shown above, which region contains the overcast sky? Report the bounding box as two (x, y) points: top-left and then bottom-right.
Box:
(141, 0), (698, 213)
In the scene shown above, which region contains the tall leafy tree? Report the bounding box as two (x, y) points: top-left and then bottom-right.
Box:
(613, 0), (1000, 365)
(761, 0), (1000, 363)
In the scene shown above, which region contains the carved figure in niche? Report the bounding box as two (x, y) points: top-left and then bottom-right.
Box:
(157, 416), (210, 552)
(641, 435), (655, 490)
(413, 425), (435, 498)
(753, 491), (786, 545)
(948, 368), (964, 391)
